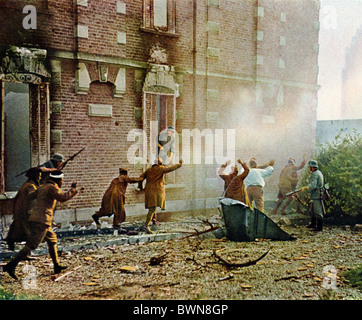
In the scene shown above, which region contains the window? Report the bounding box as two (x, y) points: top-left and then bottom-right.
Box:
(143, 0), (176, 34)
(0, 80), (50, 193)
(143, 92), (176, 182)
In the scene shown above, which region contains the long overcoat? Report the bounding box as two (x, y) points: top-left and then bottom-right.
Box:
(98, 175), (142, 223)
(140, 163), (182, 209)
(5, 180), (37, 243)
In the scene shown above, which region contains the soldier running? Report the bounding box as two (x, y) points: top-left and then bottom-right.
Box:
(3, 171), (78, 280)
(5, 167), (41, 251)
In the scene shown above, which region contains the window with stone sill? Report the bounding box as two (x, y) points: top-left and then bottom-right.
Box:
(142, 0), (176, 34)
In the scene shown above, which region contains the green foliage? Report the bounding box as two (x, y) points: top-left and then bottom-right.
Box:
(0, 286), (41, 300)
(343, 265), (362, 290)
(299, 130), (362, 218)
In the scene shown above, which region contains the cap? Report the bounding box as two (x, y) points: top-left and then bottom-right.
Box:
(51, 153), (64, 162)
(288, 158), (296, 165)
(119, 167), (128, 174)
(167, 126), (175, 132)
(308, 160), (318, 168)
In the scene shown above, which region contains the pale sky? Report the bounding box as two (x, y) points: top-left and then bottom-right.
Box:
(318, 0), (362, 120)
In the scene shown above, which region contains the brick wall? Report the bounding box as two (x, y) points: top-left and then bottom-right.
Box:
(0, 0), (320, 215)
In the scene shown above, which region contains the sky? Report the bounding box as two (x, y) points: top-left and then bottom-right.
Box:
(318, 0), (362, 120)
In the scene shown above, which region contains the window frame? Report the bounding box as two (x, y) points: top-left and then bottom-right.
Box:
(142, 0), (177, 35)
(0, 79), (50, 193)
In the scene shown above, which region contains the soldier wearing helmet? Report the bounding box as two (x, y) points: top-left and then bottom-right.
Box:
(39, 153), (65, 183)
(301, 160), (325, 231)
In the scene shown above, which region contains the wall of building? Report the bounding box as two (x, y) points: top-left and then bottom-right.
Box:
(0, 0), (320, 219)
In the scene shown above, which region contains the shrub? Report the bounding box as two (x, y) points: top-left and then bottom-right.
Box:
(343, 265), (362, 290)
(299, 131), (361, 219)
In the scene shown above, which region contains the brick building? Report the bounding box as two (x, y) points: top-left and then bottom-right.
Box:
(0, 0), (320, 222)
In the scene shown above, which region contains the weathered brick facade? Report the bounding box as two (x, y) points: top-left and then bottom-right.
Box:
(0, 0), (320, 220)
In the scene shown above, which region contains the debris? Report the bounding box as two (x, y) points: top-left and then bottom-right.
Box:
(120, 266), (138, 273)
(54, 266), (82, 282)
(240, 284), (253, 290)
(179, 220), (221, 240)
(143, 281), (180, 288)
(150, 253), (168, 266)
(298, 267), (308, 271)
(218, 274), (234, 282)
(213, 248), (270, 268)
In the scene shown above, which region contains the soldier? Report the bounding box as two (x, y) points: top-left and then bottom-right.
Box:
(3, 171), (78, 280)
(270, 157), (306, 215)
(244, 158), (274, 213)
(92, 168), (143, 228)
(139, 158), (182, 234)
(39, 153), (64, 183)
(301, 160), (325, 231)
(5, 167), (41, 251)
(218, 159), (251, 207)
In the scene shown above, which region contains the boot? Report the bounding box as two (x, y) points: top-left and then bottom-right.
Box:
(314, 218), (323, 232)
(54, 264), (68, 274)
(49, 243), (67, 274)
(3, 246), (31, 280)
(7, 240), (15, 251)
(144, 209), (155, 234)
(307, 217), (317, 229)
(92, 213), (100, 225)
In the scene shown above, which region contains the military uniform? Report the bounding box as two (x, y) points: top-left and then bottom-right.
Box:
(271, 158), (305, 215)
(3, 173), (77, 280)
(139, 161), (182, 233)
(309, 168), (324, 217)
(305, 160), (325, 231)
(93, 169), (142, 227)
(5, 168), (40, 250)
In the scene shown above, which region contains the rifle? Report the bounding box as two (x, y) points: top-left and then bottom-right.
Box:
(285, 189), (303, 197)
(15, 147), (86, 178)
(58, 147), (86, 170)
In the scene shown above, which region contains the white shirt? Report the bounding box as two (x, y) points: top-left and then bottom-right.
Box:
(244, 166), (274, 188)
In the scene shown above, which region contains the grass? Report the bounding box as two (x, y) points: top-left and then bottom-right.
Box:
(0, 285), (41, 300)
(343, 265), (362, 290)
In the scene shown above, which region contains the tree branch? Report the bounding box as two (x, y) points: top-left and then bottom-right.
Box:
(212, 249), (270, 268)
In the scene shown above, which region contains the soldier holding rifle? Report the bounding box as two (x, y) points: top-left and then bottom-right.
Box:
(286, 160), (325, 231)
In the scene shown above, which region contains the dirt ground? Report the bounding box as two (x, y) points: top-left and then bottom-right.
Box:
(1, 211), (361, 301)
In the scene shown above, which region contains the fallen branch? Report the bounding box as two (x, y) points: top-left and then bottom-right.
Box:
(179, 220), (220, 240)
(213, 249), (270, 268)
(54, 266), (82, 282)
(143, 281), (180, 288)
(274, 273), (313, 282)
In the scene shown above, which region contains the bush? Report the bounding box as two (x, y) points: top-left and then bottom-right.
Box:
(343, 265), (362, 290)
(299, 131), (361, 219)
(0, 285), (41, 300)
